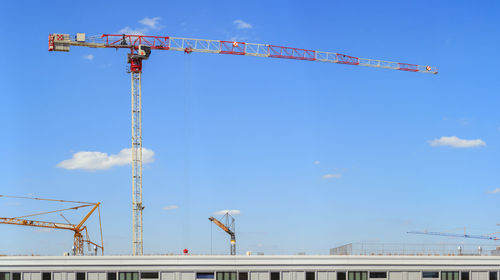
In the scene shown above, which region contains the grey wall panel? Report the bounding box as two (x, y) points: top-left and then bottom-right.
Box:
(471, 272), (487, 280)
(296, 272), (305, 280)
(389, 272), (403, 280)
(318, 272), (328, 280)
(68, 274), (75, 280)
(408, 272), (419, 280)
(250, 273), (260, 280)
(259, 273), (269, 280)
(282, 272), (291, 280)
(180, 273), (195, 280)
(161, 273), (176, 280)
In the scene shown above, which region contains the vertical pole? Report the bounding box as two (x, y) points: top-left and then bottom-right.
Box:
(131, 70), (143, 256)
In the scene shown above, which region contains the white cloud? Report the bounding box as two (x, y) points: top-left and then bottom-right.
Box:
(162, 205), (179, 210)
(233, 19), (253, 29)
(84, 54), (94, 61)
(214, 209), (241, 215)
(119, 17), (163, 35)
(428, 136), (486, 148)
(488, 188), (500, 194)
(313, 160), (320, 165)
(139, 17), (162, 29)
(57, 148), (155, 171)
(118, 26), (146, 35)
(322, 173), (342, 179)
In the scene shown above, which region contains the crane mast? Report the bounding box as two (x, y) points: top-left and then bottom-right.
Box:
(49, 32), (437, 255)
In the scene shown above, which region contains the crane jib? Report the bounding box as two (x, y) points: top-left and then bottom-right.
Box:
(48, 33), (438, 74)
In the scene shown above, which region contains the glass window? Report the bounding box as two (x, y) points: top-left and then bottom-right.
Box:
(423, 273), (439, 279)
(271, 273), (280, 280)
(77, 273), (86, 280)
(141, 274), (158, 279)
(43, 273), (51, 280)
(442, 272), (459, 280)
(120, 273), (139, 280)
(369, 273), (387, 279)
(338, 273), (346, 280)
(0, 273), (10, 280)
(239, 273), (248, 280)
(217, 272), (236, 280)
(490, 272), (497, 280)
(306, 273), (315, 280)
(197, 274), (214, 279)
(108, 273), (117, 280)
(13, 273), (20, 280)
(460, 273), (469, 280)
(348, 272), (367, 280)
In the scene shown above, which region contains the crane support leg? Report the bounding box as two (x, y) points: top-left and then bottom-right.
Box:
(131, 69), (143, 256)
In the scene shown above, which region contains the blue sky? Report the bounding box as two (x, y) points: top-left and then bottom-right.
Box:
(1, 0), (499, 255)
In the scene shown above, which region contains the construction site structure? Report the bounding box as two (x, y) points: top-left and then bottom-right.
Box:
(407, 230), (499, 241)
(0, 195), (104, 255)
(209, 213), (236, 255)
(49, 33), (437, 255)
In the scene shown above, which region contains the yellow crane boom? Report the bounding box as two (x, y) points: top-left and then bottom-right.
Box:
(0, 195), (104, 255)
(209, 215), (236, 255)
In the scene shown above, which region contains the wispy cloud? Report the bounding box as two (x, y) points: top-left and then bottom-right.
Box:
(214, 209), (241, 215)
(313, 160), (320, 165)
(57, 148), (155, 171)
(118, 26), (147, 35)
(233, 19), (252, 29)
(488, 188), (500, 194)
(322, 173), (342, 179)
(118, 16), (163, 35)
(162, 205), (179, 210)
(428, 136), (486, 148)
(139, 17), (162, 29)
(83, 54), (94, 61)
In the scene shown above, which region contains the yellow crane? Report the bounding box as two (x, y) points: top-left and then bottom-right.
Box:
(209, 213), (236, 255)
(0, 195), (104, 255)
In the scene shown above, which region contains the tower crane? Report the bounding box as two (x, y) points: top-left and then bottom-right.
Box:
(407, 230), (499, 241)
(209, 213), (236, 255)
(0, 195), (104, 255)
(49, 33), (438, 256)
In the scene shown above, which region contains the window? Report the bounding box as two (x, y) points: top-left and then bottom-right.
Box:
(338, 273), (346, 280)
(460, 273), (469, 280)
(0, 273), (10, 280)
(77, 273), (86, 280)
(13, 273), (20, 280)
(423, 273), (439, 279)
(216, 273), (236, 280)
(490, 272), (498, 280)
(306, 273), (315, 280)
(349, 272), (367, 280)
(442, 272), (458, 280)
(108, 273), (117, 280)
(197, 274), (214, 279)
(369, 273), (387, 279)
(43, 273), (51, 280)
(271, 273), (280, 280)
(239, 273), (248, 280)
(141, 274), (159, 279)
(119, 273), (139, 280)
